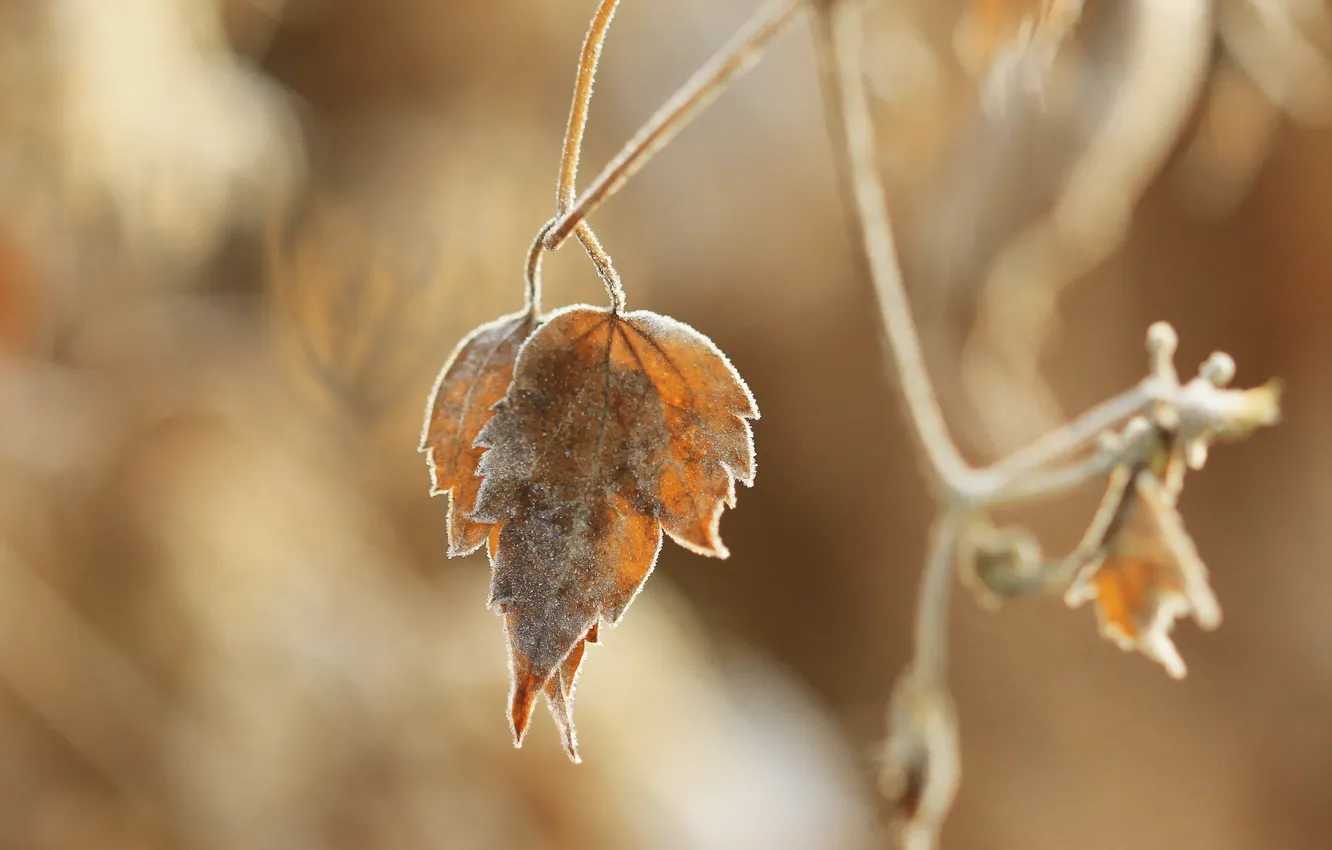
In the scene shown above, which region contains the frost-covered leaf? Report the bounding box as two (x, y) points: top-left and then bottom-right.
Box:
(421, 310), (538, 557)
(472, 305), (758, 759)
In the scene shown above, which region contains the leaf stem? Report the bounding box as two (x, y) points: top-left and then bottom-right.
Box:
(545, 0), (804, 251)
(558, 0), (621, 218)
(576, 222), (627, 314)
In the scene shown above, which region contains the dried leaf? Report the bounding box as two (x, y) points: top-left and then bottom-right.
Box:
(421, 310), (539, 556)
(472, 305), (758, 757)
(1065, 457), (1221, 678)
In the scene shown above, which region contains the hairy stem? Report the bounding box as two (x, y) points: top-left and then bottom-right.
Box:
(545, 0), (804, 250)
(813, 1), (973, 499)
(524, 218), (556, 317)
(558, 0), (620, 216)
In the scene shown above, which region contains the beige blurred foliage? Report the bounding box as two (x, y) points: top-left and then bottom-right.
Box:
(0, 0), (1328, 849)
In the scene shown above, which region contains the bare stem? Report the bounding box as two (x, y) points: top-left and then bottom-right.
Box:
(524, 218), (556, 317)
(549, 0), (630, 312)
(990, 442), (1123, 504)
(558, 0), (621, 217)
(813, 1), (973, 499)
(545, 0), (804, 250)
(914, 510), (967, 682)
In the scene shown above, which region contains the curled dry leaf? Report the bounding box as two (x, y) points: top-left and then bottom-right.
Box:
(1065, 442), (1220, 679)
(472, 305), (758, 759)
(421, 310), (539, 556)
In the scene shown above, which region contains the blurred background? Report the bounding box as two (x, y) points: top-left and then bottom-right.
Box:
(0, 1), (1329, 848)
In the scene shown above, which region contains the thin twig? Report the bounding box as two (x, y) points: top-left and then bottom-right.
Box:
(991, 442), (1123, 504)
(913, 509), (967, 683)
(973, 380), (1156, 503)
(548, 0), (629, 312)
(558, 0), (621, 217)
(545, 0), (804, 251)
(813, 1), (973, 500)
(524, 218), (555, 317)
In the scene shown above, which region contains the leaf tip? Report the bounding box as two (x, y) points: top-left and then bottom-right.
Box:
(445, 539), (479, 559)
(667, 529), (730, 559)
(510, 686), (537, 748)
(557, 719), (581, 763)
(445, 518), (488, 558)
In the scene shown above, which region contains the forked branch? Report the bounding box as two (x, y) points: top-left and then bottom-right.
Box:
(810, 2), (1281, 848)
(545, 0), (804, 252)
(553, 0), (627, 312)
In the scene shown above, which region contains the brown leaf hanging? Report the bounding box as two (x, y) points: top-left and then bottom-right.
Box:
(421, 310), (539, 556)
(472, 305), (758, 759)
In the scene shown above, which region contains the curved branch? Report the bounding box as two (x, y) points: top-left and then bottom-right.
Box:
(546, 0), (803, 250)
(557, 0), (621, 217)
(812, 1), (974, 499)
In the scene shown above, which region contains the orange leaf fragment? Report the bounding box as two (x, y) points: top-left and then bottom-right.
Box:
(1065, 460), (1220, 679)
(472, 305), (758, 758)
(420, 310), (539, 557)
